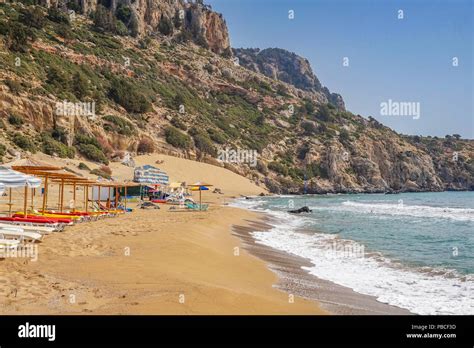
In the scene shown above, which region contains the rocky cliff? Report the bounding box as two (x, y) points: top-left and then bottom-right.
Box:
(233, 48), (345, 109)
(0, 1), (472, 193)
(40, 0), (232, 55)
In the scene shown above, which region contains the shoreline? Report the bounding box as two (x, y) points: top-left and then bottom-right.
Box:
(2, 153), (329, 314)
(231, 212), (412, 315)
(0, 202), (325, 314)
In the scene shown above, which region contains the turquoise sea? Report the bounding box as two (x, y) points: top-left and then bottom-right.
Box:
(232, 192), (474, 314)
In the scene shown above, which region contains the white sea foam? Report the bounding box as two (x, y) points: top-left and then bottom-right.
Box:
(228, 198), (266, 210)
(251, 223), (474, 315)
(314, 201), (474, 222)
(231, 197), (474, 315)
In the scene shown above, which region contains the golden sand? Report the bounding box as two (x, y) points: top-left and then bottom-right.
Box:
(0, 154), (325, 314)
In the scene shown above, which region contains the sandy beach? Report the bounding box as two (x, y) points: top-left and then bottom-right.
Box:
(0, 153), (414, 315)
(0, 154), (326, 314)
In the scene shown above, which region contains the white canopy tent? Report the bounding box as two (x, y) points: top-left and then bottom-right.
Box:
(0, 166), (42, 216)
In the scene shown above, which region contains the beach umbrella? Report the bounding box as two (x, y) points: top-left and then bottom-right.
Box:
(0, 166), (41, 216)
(0, 166), (41, 188)
(188, 182), (213, 210)
(190, 186), (209, 191)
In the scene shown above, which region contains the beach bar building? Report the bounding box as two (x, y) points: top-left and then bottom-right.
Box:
(133, 165), (169, 186)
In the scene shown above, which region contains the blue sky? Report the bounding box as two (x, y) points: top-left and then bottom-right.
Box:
(206, 0), (473, 138)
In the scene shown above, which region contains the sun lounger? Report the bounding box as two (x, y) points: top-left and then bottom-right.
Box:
(0, 228), (42, 242)
(0, 217), (65, 231)
(12, 213), (74, 225)
(16, 211), (84, 222)
(185, 202), (209, 211)
(165, 198), (181, 205)
(0, 238), (20, 250)
(94, 203), (123, 216)
(41, 210), (93, 221)
(50, 211), (91, 216)
(0, 223), (53, 235)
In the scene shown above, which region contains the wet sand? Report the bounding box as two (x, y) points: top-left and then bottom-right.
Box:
(232, 216), (412, 315)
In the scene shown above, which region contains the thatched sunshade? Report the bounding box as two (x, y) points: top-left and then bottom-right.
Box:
(94, 182), (140, 209)
(50, 178), (97, 212)
(11, 165), (62, 172)
(11, 164), (106, 213)
(36, 172), (82, 212)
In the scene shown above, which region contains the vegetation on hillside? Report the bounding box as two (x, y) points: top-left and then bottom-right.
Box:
(0, 2), (472, 193)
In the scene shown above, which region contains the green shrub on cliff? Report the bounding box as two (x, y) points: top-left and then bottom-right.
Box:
(72, 72), (89, 99)
(314, 104), (334, 122)
(77, 143), (108, 164)
(268, 161), (288, 176)
(47, 7), (70, 24)
(4, 79), (23, 95)
(78, 162), (91, 171)
(92, 5), (116, 33)
(19, 7), (46, 30)
(109, 78), (151, 114)
(307, 162), (328, 179)
(193, 133), (217, 156)
(41, 134), (75, 158)
(171, 117), (187, 131)
(158, 15), (173, 36)
(207, 128), (227, 144)
(137, 137), (155, 154)
(115, 4), (132, 24)
(90, 167), (112, 179)
(8, 114), (24, 126)
(12, 133), (36, 152)
(7, 22), (35, 52)
(46, 66), (69, 90)
(103, 115), (136, 136)
(0, 143), (6, 163)
(74, 134), (108, 164)
(165, 126), (192, 149)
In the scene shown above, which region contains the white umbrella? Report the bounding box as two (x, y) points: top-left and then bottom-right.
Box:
(0, 166), (42, 216)
(0, 166), (41, 188)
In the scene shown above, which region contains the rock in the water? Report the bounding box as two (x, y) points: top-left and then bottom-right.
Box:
(288, 206), (312, 214)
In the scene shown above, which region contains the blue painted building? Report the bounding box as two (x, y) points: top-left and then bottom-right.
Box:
(133, 165), (169, 185)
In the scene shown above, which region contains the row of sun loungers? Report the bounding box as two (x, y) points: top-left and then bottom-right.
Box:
(0, 206), (127, 252)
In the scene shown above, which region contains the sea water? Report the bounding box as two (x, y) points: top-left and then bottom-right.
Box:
(231, 192), (474, 315)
